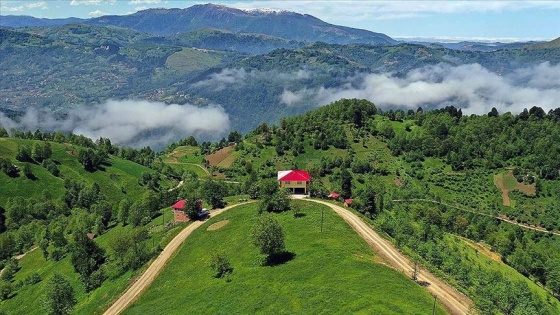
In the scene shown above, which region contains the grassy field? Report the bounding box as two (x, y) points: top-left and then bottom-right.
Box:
(0, 210), (188, 315)
(124, 202), (447, 315)
(0, 138), (151, 206)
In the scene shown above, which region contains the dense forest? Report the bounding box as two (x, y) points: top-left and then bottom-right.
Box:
(1, 99), (560, 314)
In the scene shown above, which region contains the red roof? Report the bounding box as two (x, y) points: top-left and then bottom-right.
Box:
(172, 199), (186, 210)
(328, 192), (340, 199)
(277, 170), (311, 182)
(344, 199), (353, 205)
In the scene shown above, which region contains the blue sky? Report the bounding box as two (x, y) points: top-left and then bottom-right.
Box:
(1, 0), (559, 41)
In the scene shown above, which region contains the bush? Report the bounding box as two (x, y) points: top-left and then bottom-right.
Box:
(24, 272), (41, 285)
(0, 259), (19, 282)
(0, 282), (12, 301)
(209, 252), (233, 278)
(251, 215), (285, 258)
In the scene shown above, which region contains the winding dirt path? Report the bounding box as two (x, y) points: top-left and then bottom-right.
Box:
(103, 202), (254, 315)
(307, 199), (473, 315)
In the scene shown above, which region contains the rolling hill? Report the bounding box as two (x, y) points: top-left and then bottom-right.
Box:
(124, 202), (447, 315)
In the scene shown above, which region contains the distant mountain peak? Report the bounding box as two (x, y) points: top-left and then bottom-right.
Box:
(1, 3), (395, 45)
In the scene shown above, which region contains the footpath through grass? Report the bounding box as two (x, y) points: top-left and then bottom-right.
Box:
(125, 201), (447, 315)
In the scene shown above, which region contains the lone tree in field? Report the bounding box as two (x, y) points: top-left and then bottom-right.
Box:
(251, 215), (285, 258)
(42, 273), (76, 315)
(210, 252), (233, 278)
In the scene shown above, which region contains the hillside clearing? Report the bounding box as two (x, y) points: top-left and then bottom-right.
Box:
(124, 202), (447, 315)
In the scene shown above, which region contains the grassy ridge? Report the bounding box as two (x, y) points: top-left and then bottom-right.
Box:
(124, 202), (447, 315)
(0, 138), (151, 206)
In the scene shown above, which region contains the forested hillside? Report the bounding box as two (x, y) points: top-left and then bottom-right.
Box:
(1, 99), (560, 314)
(160, 99), (560, 314)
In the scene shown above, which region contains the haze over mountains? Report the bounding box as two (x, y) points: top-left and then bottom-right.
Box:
(1, 3), (559, 148)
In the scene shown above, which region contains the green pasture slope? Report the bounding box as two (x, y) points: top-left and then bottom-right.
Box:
(0, 210), (188, 315)
(0, 138), (151, 206)
(125, 201), (447, 315)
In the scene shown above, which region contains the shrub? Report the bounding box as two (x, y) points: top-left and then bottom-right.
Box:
(210, 252), (233, 278)
(24, 272), (41, 285)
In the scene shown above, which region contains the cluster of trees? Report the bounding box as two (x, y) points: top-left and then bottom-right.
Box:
(6, 130), (156, 167)
(376, 201), (556, 314)
(0, 158), (18, 177)
(388, 106), (560, 177)
(77, 148), (108, 171)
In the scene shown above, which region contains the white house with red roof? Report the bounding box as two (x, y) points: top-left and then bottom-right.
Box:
(277, 170), (311, 195)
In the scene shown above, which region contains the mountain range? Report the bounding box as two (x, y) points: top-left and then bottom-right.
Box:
(1, 4), (395, 45)
(1, 4), (559, 145)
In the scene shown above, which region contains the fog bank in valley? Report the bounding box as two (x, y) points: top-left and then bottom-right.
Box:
(0, 100), (230, 149)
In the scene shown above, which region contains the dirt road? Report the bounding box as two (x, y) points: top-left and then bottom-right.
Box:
(103, 202), (253, 315)
(308, 199), (473, 315)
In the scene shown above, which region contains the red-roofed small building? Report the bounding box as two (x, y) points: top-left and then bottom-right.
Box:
(277, 170), (311, 195)
(171, 199), (202, 222)
(344, 199), (353, 207)
(328, 192), (340, 200)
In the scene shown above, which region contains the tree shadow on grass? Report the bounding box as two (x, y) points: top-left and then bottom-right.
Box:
(264, 251), (296, 267)
(293, 212), (306, 218)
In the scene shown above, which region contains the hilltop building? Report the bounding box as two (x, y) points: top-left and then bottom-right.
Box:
(277, 170), (311, 194)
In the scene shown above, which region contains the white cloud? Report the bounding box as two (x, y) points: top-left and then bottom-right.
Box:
(191, 68), (251, 91)
(374, 13), (426, 20)
(88, 9), (107, 16)
(128, 0), (162, 4)
(70, 0), (116, 6)
(280, 62), (560, 115)
(1, 1), (48, 12)
(0, 100), (230, 148)
(26, 1), (48, 9)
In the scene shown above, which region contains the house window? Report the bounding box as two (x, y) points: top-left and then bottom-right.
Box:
(286, 181), (290, 184)
(297, 181), (302, 185)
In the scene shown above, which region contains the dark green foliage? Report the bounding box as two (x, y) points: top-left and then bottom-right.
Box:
(118, 198), (132, 226)
(42, 159), (60, 176)
(340, 168), (352, 199)
(0, 282), (13, 301)
(376, 203), (555, 314)
(0, 158), (18, 177)
(209, 252), (233, 278)
(359, 185), (377, 217)
(15, 145), (32, 162)
(201, 180), (226, 209)
(22, 163), (33, 179)
(109, 228), (151, 271)
(0, 259), (19, 282)
(42, 273), (76, 315)
(31, 142), (52, 163)
(0, 127), (8, 138)
(251, 214), (285, 258)
(69, 231), (106, 291)
(258, 179), (291, 213)
(389, 108), (560, 178)
(77, 148), (107, 171)
(23, 272), (41, 285)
